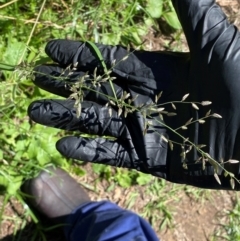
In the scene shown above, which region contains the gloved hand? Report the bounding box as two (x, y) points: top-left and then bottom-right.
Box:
(28, 40), (190, 179)
(28, 0), (240, 190)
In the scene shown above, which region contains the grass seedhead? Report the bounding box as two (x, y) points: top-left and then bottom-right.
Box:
(191, 103), (199, 110)
(181, 93), (189, 101)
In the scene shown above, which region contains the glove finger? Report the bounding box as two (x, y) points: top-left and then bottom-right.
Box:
(28, 99), (127, 138)
(34, 64), (124, 103)
(56, 136), (134, 169)
(45, 39), (129, 71)
(45, 40), (187, 92)
(45, 40), (150, 80)
(45, 40), (82, 67)
(33, 64), (79, 97)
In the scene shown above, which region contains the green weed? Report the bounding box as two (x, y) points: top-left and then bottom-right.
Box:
(142, 179), (181, 230)
(184, 185), (212, 204)
(212, 196), (240, 241)
(92, 163), (153, 187)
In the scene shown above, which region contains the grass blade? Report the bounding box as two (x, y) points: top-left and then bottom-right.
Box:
(0, 63), (16, 71)
(86, 41), (108, 74)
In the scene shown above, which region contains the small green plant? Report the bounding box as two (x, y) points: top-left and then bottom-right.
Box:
(212, 197), (240, 241)
(183, 185), (212, 204)
(92, 163), (153, 188)
(142, 178), (181, 230)
(145, 0), (181, 30)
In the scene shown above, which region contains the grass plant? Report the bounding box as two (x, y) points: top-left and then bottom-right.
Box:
(212, 196), (240, 241)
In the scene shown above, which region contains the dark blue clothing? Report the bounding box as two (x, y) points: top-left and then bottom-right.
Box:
(64, 201), (159, 241)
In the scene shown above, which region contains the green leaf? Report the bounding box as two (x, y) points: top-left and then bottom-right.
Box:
(3, 41), (26, 65)
(136, 173), (153, 185)
(86, 41), (108, 74)
(15, 139), (27, 152)
(115, 170), (132, 188)
(102, 33), (121, 45)
(92, 164), (112, 180)
(28, 141), (38, 159)
(36, 149), (50, 166)
(146, 0), (163, 18)
(7, 176), (23, 195)
(0, 63), (15, 71)
(144, 17), (155, 27)
(137, 26), (148, 36)
(0, 176), (8, 191)
(131, 31), (142, 45)
(92, 163), (103, 175)
(117, 174), (132, 188)
(70, 166), (86, 177)
(27, 50), (36, 63)
(0, 150), (3, 160)
(163, 12), (182, 30)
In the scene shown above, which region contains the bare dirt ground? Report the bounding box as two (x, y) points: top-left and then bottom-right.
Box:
(1, 1), (240, 241)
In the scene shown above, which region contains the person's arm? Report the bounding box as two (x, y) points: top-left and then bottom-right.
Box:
(65, 201), (160, 241)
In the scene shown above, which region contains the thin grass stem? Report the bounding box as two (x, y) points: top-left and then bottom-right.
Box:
(17, 0), (47, 65)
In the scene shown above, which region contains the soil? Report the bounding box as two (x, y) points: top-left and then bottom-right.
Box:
(1, 0), (240, 241)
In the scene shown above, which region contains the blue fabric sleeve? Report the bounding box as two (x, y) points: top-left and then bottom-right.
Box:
(64, 200), (159, 241)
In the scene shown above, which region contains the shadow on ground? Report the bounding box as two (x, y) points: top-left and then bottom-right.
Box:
(1, 221), (66, 241)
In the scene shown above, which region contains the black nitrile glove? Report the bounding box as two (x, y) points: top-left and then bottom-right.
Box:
(29, 0), (240, 190)
(29, 40), (190, 178)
